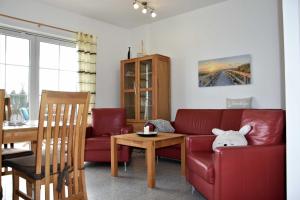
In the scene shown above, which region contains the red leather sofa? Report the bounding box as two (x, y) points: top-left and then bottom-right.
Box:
(84, 108), (133, 164)
(157, 109), (285, 200)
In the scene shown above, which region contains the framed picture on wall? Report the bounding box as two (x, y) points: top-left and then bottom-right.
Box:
(198, 54), (251, 87)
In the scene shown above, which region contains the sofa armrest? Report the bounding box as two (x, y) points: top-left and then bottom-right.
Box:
(120, 125), (133, 134)
(214, 144), (285, 200)
(186, 135), (216, 153)
(85, 126), (93, 138)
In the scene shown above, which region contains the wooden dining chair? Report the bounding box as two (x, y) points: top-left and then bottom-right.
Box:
(3, 97), (13, 148)
(0, 89), (5, 199)
(4, 90), (90, 200)
(2, 96), (33, 176)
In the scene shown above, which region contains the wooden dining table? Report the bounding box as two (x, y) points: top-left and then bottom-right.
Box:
(2, 120), (39, 145)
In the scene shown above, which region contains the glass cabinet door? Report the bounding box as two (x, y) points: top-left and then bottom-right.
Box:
(123, 61), (136, 119)
(124, 92), (135, 119)
(124, 62), (136, 90)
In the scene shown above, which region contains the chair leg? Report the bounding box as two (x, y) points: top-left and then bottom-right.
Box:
(26, 181), (32, 197)
(156, 156), (159, 164)
(12, 171), (19, 200)
(124, 162), (127, 172)
(34, 180), (41, 200)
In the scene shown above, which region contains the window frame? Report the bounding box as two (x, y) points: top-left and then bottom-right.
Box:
(0, 27), (77, 120)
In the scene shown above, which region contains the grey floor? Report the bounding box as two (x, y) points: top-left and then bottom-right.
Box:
(2, 150), (206, 200)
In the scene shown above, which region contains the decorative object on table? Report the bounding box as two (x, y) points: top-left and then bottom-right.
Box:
(76, 32), (97, 120)
(137, 125), (158, 137)
(9, 95), (25, 126)
(226, 97), (252, 109)
(137, 131), (158, 137)
(120, 54), (171, 132)
(211, 125), (251, 151)
(127, 47), (131, 59)
(132, 0), (157, 18)
(145, 119), (175, 132)
(137, 40), (146, 57)
(198, 54), (251, 87)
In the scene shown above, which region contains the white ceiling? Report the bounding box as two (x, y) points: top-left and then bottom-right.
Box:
(36, 0), (227, 29)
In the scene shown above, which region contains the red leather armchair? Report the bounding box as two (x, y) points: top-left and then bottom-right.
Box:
(186, 109), (286, 200)
(84, 108), (133, 165)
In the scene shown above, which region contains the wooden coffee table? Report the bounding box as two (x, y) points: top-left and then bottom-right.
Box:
(111, 132), (185, 188)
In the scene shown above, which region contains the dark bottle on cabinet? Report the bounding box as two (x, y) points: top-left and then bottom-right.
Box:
(127, 47), (131, 59)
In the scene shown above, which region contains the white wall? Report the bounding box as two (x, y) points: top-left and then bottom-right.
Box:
(130, 0), (284, 119)
(0, 0), (130, 110)
(283, 0), (300, 199)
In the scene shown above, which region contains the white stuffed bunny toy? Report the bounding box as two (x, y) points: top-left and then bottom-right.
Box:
(212, 125), (251, 151)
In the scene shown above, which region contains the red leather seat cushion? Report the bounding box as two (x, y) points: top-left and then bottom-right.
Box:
(85, 137), (120, 151)
(187, 152), (215, 184)
(174, 109), (222, 135)
(92, 108), (126, 137)
(241, 109), (284, 145)
(220, 109), (244, 130)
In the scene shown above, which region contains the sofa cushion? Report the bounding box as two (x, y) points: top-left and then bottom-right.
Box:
(85, 136), (120, 151)
(92, 108), (126, 137)
(220, 109), (244, 131)
(187, 152), (215, 184)
(174, 109), (222, 135)
(241, 109), (284, 145)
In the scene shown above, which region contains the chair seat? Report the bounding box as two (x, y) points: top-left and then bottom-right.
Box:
(187, 152), (215, 184)
(2, 148), (33, 160)
(85, 136), (121, 151)
(4, 155), (67, 180)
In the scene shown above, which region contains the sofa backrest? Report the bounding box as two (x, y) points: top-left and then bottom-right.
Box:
(174, 109), (222, 135)
(220, 109), (244, 131)
(241, 109), (285, 145)
(174, 109), (285, 145)
(92, 108), (126, 136)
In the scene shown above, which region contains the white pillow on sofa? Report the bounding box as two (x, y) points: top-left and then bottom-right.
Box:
(226, 97), (252, 109)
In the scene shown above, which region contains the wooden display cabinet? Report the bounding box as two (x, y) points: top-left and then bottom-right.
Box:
(120, 54), (171, 132)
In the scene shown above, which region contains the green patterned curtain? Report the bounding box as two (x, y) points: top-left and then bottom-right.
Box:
(76, 33), (97, 116)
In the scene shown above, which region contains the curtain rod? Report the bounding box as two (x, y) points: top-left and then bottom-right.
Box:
(0, 13), (77, 34)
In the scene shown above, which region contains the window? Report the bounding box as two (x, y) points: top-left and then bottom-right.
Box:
(0, 33), (31, 116)
(0, 27), (78, 120)
(39, 41), (78, 94)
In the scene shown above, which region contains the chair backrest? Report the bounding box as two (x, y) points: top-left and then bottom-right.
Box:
(91, 108), (126, 136)
(35, 90), (90, 199)
(0, 89), (5, 193)
(4, 97), (11, 121)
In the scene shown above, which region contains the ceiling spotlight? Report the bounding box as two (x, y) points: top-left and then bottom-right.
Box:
(133, 1), (139, 9)
(141, 2), (148, 14)
(151, 11), (156, 18)
(142, 7), (147, 14)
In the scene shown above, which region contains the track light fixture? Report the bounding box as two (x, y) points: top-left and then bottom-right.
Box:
(132, 0), (157, 18)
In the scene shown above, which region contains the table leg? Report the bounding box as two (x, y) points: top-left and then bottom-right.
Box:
(181, 137), (186, 176)
(111, 137), (118, 176)
(146, 141), (155, 188)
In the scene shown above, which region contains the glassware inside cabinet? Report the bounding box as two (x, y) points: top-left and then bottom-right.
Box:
(140, 59), (152, 89)
(140, 91), (152, 120)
